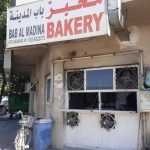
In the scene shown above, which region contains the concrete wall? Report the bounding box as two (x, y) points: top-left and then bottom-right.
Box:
(31, 50), (50, 117)
(64, 113), (139, 150)
(30, 24), (150, 149)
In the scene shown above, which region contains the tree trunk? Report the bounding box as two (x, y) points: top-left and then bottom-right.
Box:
(0, 40), (5, 103)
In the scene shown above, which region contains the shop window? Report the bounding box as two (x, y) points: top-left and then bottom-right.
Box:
(86, 69), (113, 90)
(101, 92), (137, 111)
(66, 65), (138, 112)
(45, 76), (51, 102)
(67, 71), (84, 90)
(116, 67), (138, 89)
(69, 92), (99, 109)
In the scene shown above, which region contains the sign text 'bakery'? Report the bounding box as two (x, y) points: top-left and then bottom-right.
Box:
(7, 0), (110, 48)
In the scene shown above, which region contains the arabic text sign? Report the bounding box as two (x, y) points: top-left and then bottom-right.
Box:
(6, 0), (110, 48)
(7, 0), (46, 48)
(46, 0), (110, 42)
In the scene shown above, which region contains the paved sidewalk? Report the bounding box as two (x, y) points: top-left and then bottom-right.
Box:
(0, 117), (19, 150)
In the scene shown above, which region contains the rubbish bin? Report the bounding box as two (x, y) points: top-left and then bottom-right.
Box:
(33, 118), (53, 150)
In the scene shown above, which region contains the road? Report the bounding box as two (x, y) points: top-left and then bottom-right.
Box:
(0, 118), (19, 150)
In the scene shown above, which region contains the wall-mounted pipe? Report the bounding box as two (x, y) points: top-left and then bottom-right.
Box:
(108, 0), (127, 31)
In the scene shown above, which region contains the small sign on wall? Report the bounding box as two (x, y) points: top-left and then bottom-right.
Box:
(54, 73), (63, 88)
(140, 91), (150, 112)
(144, 68), (150, 89)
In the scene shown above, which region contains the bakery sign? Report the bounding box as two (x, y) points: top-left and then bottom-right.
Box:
(6, 0), (110, 48)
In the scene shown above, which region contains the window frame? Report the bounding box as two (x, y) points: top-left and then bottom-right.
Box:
(65, 65), (139, 112)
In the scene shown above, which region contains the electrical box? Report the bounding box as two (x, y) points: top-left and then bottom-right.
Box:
(140, 91), (150, 112)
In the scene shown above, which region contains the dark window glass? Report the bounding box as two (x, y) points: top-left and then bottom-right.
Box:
(46, 78), (51, 102)
(116, 67), (138, 89)
(67, 71), (84, 90)
(86, 69), (113, 90)
(101, 92), (137, 111)
(69, 92), (99, 109)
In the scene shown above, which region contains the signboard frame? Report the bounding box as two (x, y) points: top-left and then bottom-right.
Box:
(6, 0), (110, 48)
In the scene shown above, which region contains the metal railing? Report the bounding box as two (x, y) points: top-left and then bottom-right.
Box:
(15, 115), (34, 150)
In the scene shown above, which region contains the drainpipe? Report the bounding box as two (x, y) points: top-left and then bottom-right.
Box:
(108, 0), (130, 41)
(108, 0), (127, 31)
(139, 51), (146, 150)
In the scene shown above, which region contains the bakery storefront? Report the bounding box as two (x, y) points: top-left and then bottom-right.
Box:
(61, 52), (141, 150)
(6, 0), (150, 149)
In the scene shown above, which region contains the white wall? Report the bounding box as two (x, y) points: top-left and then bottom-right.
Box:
(62, 55), (140, 150)
(65, 112), (139, 150)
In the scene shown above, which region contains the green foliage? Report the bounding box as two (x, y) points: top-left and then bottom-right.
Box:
(9, 73), (30, 94)
(0, 0), (9, 14)
(0, 0), (10, 100)
(0, 0), (10, 40)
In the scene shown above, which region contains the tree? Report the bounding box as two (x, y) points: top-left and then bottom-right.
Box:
(0, 0), (10, 41)
(0, 0), (10, 101)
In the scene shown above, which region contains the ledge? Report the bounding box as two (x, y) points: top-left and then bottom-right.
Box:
(121, 0), (134, 3)
(60, 109), (137, 114)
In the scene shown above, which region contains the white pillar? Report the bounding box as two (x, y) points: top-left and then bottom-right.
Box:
(51, 61), (65, 149)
